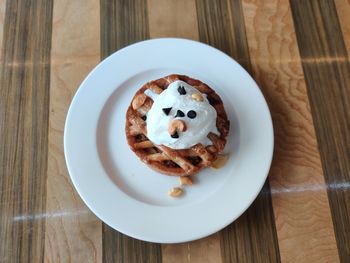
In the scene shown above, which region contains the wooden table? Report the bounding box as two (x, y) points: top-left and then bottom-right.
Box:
(1, 0), (349, 262)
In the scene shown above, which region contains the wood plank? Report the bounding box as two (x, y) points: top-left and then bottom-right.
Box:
(335, 0), (350, 54)
(196, 0), (252, 70)
(44, 1), (102, 262)
(147, 0), (199, 40)
(0, 0), (6, 59)
(242, 0), (339, 262)
(100, 1), (162, 262)
(0, 0), (53, 262)
(102, 226), (162, 263)
(146, 1), (222, 262)
(290, 0), (350, 261)
(195, 1), (280, 262)
(162, 234), (221, 263)
(100, 0), (149, 58)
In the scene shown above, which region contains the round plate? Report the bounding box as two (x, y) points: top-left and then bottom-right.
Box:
(64, 38), (274, 243)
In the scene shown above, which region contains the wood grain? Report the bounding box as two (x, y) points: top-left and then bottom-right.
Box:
(335, 0), (350, 54)
(147, 0), (199, 40)
(100, 1), (162, 262)
(196, 0), (252, 70)
(0, 0), (348, 261)
(290, 0), (350, 261)
(196, 1), (280, 262)
(44, 1), (102, 262)
(102, 226), (162, 263)
(242, 0), (339, 262)
(0, 0), (5, 59)
(146, 1), (222, 262)
(0, 0), (53, 262)
(100, 0), (149, 59)
(162, 234), (221, 263)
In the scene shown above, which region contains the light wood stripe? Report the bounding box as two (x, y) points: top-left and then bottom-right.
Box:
(162, 235), (221, 263)
(148, 0), (199, 40)
(147, 1), (222, 262)
(0, 0), (6, 59)
(242, 0), (339, 262)
(196, 0), (281, 261)
(100, 1), (162, 262)
(290, 0), (350, 261)
(335, 0), (350, 55)
(44, 1), (102, 262)
(0, 0), (53, 262)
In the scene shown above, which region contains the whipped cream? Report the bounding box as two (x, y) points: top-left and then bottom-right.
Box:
(145, 80), (219, 150)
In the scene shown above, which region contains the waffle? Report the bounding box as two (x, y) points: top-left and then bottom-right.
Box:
(125, 74), (230, 176)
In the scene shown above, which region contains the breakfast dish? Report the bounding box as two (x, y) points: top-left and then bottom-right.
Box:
(125, 74), (230, 176)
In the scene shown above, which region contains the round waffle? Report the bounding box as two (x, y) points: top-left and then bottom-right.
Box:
(125, 74), (230, 176)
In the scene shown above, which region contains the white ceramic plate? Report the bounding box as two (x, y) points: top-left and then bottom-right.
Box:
(64, 38), (274, 243)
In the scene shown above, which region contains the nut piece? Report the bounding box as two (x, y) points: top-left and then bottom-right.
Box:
(180, 176), (193, 185)
(168, 119), (187, 136)
(211, 155), (229, 169)
(132, 93), (147, 110)
(191, 93), (204, 102)
(168, 187), (183, 197)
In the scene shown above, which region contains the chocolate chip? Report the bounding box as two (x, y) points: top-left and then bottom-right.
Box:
(162, 107), (172, 115)
(141, 115), (147, 121)
(177, 85), (186, 95)
(171, 131), (179, 138)
(187, 110), (197, 119)
(175, 110), (185, 118)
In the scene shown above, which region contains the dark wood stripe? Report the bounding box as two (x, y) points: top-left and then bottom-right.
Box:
(290, 0), (350, 261)
(102, 225), (162, 263)
(196, 0), (251, 72)
(0, 0), (53, 262)
(196, 0), (281, 262)
(100, 1), (162, 262)
(100, 0), (149, 58)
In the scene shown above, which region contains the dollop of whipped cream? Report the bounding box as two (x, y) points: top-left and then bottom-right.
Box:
(144, 80), (219, 150)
